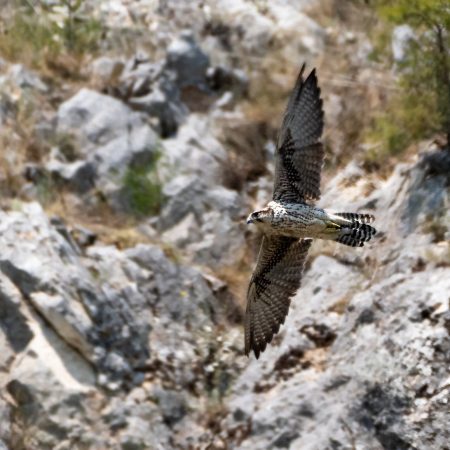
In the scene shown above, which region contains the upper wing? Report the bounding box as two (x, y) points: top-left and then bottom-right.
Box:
(245, 236), (312, 358)
(273, 65), (324, 204)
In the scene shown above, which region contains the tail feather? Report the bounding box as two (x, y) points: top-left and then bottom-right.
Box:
(334, 212), (375, 224)
(334, 213), (377, 247)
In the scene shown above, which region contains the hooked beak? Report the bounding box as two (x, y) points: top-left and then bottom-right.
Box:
(246, 215), (253, 225)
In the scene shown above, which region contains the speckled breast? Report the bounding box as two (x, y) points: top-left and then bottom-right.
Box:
(268, 201), (325, 238)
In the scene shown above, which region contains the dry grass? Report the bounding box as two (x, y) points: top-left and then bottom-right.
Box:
(303, 347), (330, 372)
(329, 295), (353, 315)
(215, 263), (251, 313)
(243, 55), (299, 127)
(42, 191), (153, 249)
(214, 52), (295, 192)
(0, 90), (51, 200)
(209, 230), (266, 325)
(217, 119), (272, 191)
(0, 143), (26, 200)
(0, 3), (102, 68)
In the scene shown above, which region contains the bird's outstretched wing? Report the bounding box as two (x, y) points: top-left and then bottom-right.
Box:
(245, 236), (312, 358)
(273, 64), (324, 204)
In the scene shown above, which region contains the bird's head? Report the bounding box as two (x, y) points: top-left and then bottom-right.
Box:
(246, 207), (274, 225)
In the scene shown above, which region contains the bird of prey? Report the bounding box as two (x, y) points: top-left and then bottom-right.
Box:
(245, 64), (376, 358)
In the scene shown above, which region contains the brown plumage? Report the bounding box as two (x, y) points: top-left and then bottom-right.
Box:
(245, 237), (312, 358)
(274, 64), (324, 204)
(244, 64), (377, 358)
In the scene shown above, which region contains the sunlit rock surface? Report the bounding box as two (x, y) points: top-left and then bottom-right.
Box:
(0, 1), (449, 449)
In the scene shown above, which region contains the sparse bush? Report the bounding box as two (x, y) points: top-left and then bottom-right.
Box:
(365, 0), (450, 164)
(35, 173), (59, 206)
(46, 0), (103, 53)
(122, 155), (163, 217)
(0, 1), (103, 70)
(218, 120), (272, 191)
(52, 132), (78, 162)
(0, 11), (60, 66)
(364, 87), (439, 164)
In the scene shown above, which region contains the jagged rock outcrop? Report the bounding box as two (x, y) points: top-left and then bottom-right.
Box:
(0, 202), (151, 389)
(2, 142), (448, 449)
(216, 148), (450, 450)
(0, 1), (448, 449)
(0, 201), (239, 448)
(51, 88), (160, 209)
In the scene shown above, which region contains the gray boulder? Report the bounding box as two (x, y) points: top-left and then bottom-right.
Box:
(45, 158), (96, 193)
(392, 25), (415, 63)
(2, 64), (48, 93)
(159, 114), (228, 186)
(0, 202), (151, 388)
(0, 201), (228, 448)
(127, 79), (188, 137)
(166, 31), (210, 88)
(90, 56), (125, 85)
(119, 56), (189, 137)
(206, 65), (249, 97)
(161, 212), (200, 247)
(216, 146), (450, 450)
(51, 89), (160, 209)
(186, 210), (246, 267)
(57, 88), (158, 162)
(153, 387), (187, 426)
(157, 172), (246, 267)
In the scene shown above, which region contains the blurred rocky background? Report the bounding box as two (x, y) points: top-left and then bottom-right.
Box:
(0, 0), (449, 449)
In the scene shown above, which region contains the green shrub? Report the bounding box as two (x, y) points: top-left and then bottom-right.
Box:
(366, 0), (450, 162)
(52, 132), (78, 162)
(0, 1), (103, 68)
(51, 0), (103, 53)
(122, 155), (163, 218)
(365, 83), (440, 163)
(0, 12), (61, 66)
(36, 174), (58, 206)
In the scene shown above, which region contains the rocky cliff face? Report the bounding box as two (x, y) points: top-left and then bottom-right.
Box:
(0, 1), (449, 449)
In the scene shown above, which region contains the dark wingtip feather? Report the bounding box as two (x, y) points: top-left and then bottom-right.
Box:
(299, 62), (307, 78)
(304, 67), (318, 86)
(249, 344), (264, 359)
(307, 67), (317, 79)
(292, 63), (307, 101)
(294, 64), (319, 97)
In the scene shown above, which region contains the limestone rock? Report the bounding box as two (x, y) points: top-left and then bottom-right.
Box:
(2, 64), (48, 93)
(53, 89), (160, 209)
(206, 65), (249, 97)
(90, 56), (125, 85)
(218, 148), (450, 450)
(118, 55), (188, 137)
(0, 1), (448, 448)
(166, 31), (210, 88)
(392, 25), (415, 63)
(0, 202), (151, 388)
(57, 88), (158, 161)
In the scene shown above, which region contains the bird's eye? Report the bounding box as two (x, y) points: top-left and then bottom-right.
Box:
(251, 212), (263, 222)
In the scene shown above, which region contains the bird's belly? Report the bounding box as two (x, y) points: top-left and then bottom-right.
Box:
(271, 215), (325, 238)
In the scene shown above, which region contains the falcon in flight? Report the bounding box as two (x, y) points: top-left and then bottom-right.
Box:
(245, 64), (376, 358)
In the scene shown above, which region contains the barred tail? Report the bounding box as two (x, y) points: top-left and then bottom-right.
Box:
(334, 212), (375, 224)
(334, 212), (377, 247)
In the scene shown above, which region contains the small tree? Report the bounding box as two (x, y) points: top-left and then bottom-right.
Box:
(375, 0), (450, 147)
